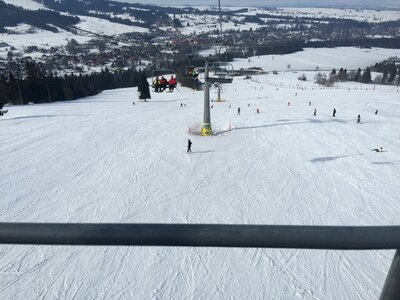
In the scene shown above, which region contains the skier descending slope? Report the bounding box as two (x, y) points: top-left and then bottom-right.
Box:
(372, 147), (383, 152)
(187, 139), (192, 153)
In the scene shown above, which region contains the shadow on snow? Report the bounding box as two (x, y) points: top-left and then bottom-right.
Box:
(309, 153), (363, 163)
(214, 118), (348, 136)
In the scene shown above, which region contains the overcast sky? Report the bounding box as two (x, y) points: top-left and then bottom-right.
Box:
(114, 0), (400, 9)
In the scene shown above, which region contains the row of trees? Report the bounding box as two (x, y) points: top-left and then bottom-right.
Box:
(372, 59), (399, 85)
(0, 60), (148, 105)
(315, 64), (399, 86)
(315, 67), (373, 86)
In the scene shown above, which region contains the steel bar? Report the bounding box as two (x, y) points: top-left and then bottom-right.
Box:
(0, 223), (400, 249)
(380, 250), (400, 300)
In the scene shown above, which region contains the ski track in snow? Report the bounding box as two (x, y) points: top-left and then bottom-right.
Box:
(1, 54), (400, 298)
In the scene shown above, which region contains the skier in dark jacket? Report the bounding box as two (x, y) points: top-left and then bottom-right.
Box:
(333, 108), (336, 117)
(357, 114), (361, 123)
(187, 139), (192, 153)
(160, 76), (168, 92)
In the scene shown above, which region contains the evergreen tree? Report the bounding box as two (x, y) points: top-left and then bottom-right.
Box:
(8, 71), (23, 104)
(353, 68), (362, 82)
(336, 68), (347, 81)
(172, 18), (182, 28)
(361, 67), (372, 83)
(66, 39), (80, 55)
(24, 60), (47, 102)
(382, 70), (388, 84)
(0, 76), (8, 105)
(138, 72), (150, 101)
(388, 63), (397, 83)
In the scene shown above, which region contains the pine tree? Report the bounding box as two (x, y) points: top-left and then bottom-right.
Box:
(353, 68), (362, 82)
(388, 63), (396, 83)
(24, 60), (47, 102)
(8, 71), (22, 104)
(138, 72), (150, 101)
(0, 76), (8, 108)
(382, 70), (388, 84)
(361, 67), (372, 83)
(336, 68), (347, 81)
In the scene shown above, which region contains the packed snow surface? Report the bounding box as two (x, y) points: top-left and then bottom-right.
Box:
(1, 51), (400, 298)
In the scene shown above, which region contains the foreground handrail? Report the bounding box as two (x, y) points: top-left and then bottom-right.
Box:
(0, 223), (399, 299)
(0, 223), (399, 249)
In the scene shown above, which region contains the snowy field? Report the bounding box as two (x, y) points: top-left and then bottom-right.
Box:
(174, 6), (400, 35)
(0, 16), (148, 58)
(75, 15), (149, 35)
(233, 47), (400, 72)
(1, 53), (400, 298)
(1, 0), (47, 10)
(241, 7), (400, 23)
(0, 27), (92, 57)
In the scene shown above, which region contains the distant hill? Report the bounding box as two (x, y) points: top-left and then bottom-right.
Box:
(0, 0), (193, 34)
(0, 1), (80, 33)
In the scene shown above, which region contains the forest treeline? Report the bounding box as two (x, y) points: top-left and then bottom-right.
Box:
(0, 60), (145, 105)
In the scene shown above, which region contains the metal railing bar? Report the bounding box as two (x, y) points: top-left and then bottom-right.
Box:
(0, 223), (399, 249)
(380, 250), (400, 300)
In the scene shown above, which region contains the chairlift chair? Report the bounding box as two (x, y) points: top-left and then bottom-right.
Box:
(183, 66), (205, 90)
(152, 68), (176, 83)
(206, 62), (234, 84)
(151, 68), (177, 92)
(185, 66), (200, 79)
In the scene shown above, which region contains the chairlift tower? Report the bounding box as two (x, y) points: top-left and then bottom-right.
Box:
(201, 63), (212, 136)
(201, 62), (234, 136)
(214, 0), (229, 103)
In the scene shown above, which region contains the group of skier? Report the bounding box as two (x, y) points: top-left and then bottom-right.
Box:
(153, 75), (177, 93)
(313, 107), (362, 122)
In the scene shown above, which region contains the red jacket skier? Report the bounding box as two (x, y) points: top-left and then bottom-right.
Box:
(169, 76), (177, 91)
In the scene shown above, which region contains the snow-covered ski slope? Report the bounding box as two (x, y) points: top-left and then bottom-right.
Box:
(1, 51), (400, 299)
